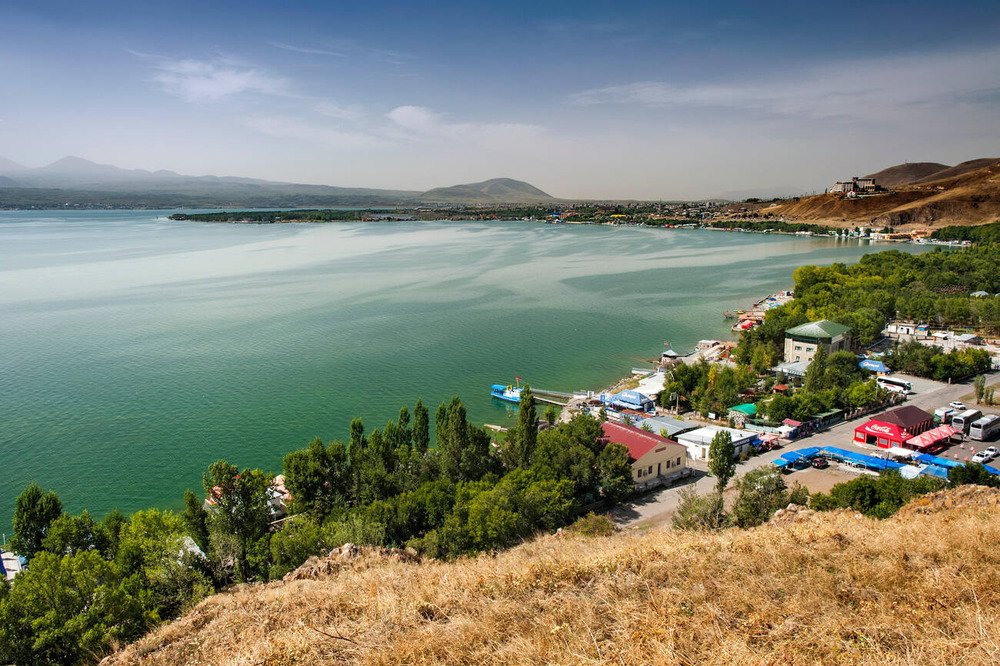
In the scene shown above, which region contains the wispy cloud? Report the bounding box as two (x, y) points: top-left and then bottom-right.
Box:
(385, 105), (545, 146)
(268, 42), (347, 57)
(569, 47), (1000, 121)
(133, 52), (291, 102)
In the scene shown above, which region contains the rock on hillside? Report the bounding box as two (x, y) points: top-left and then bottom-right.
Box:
(104, 487), (1000, 665)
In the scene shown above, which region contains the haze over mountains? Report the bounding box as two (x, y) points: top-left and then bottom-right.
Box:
(0, 156), (554, 207)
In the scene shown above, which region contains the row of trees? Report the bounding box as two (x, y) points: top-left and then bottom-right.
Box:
(1, 392), (633, 664)
(735, 244), (1000, 366)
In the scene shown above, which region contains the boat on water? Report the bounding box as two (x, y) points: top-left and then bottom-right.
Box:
(490, 383), (523, 403)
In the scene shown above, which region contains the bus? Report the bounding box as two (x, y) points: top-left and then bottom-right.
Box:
(876, 376), (912, 394)
(970, 414), (1000, 442)
(952, 409), (983, 434)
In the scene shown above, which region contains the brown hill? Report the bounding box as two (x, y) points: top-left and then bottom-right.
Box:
(104, 487), (1000, 665)
(864, 161), (949, 187)
(913, 158), (1000, 183)
(757, 158), (1000, 229)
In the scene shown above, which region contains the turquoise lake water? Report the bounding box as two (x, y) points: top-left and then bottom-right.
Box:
(0, 211), (931, 528)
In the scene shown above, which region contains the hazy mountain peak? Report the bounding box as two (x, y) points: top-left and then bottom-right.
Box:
(420, 177), (554, 203)
(0, 156), (27, 173)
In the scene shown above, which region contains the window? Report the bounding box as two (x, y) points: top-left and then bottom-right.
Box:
(647, 465), (653, 474)
(676, 457), (681, 465)
(795, 345), (802, 351)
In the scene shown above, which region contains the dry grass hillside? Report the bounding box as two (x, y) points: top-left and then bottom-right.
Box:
(864, 162), (949, 187)
(757, 159), (1000, 229)
(105, 487), (1000, 666)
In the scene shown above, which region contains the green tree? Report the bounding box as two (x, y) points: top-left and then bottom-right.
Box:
(202, 461), (273, 582)
(707, 430), (736, 494)
(0, 551), (150, 665)
(672, 488), (726, 530)
(182, 489), (210, 552)
(10, 483), (63, 560)
(412, 399), (430, 455)
(803, 346), (828, 393)
(730, 468), (791, 528)
(501, 387), (538, 469)
(948, 462), (1000, 488)
(40, 510), (109, 557)
(596, 443), (633, 501)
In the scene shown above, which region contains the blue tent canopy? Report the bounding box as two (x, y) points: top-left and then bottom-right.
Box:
(772, 459), (790, 468)
(859, 359), (889, 373)
(983, 464), (1000, 476)
(821, 446), (906, 471)
(914, 453), (963, 469)
(921, 465), (951, 479)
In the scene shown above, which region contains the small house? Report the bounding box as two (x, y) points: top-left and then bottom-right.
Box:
(601, 421), (689, 490)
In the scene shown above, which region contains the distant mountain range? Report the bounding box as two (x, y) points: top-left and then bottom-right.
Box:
(0, 156), (555, 208)
(760, 158), (1000, 228)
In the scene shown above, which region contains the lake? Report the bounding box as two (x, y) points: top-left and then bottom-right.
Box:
(0, 211), (930, 528)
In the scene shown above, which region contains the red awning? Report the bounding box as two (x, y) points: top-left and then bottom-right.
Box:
(905, 424), (959, 450)
(854, 419), (908, 446)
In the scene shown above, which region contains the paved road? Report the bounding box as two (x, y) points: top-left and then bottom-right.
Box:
(611, 371), (1000, 528)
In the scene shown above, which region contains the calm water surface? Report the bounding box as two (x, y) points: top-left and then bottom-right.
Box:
(0, 211), (931, 527)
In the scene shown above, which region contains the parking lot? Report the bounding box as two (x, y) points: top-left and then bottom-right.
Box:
(615, 372), (1000, 528)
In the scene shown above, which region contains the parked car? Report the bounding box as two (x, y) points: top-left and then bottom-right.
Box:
(811, 456), (829, 469)
(983, 446), (999, 460)
(971, 450), (993, 464)
(792, 458), (811, 470)
(950, 401), (967, 411)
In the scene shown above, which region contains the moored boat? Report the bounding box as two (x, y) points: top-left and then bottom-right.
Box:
(490, 383), (522, 403)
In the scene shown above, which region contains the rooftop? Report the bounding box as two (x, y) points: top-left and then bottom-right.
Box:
(601, 421), (681, 463)
(785, 319), (851, 340)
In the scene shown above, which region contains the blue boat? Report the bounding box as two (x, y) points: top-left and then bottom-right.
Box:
(490, 383), (522, 403)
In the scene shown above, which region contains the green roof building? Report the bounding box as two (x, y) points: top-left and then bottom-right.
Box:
(783, 319), (851, 363)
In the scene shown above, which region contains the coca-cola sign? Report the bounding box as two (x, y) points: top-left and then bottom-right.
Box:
(866, 424), (895, 435)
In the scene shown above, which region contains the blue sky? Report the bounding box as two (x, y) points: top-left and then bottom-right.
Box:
(1, 1), (999, 198)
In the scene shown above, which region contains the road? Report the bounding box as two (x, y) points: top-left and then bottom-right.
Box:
(610, 371), (1000, 528)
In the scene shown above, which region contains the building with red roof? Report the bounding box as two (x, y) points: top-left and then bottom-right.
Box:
(601, 421), (690, 490)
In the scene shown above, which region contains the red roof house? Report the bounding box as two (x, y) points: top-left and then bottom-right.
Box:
(601, 421), (689, 489)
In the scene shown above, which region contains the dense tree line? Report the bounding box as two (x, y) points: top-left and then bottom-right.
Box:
(930, 221), (1000, 244)
(1, 393), (630, 664)
(735, 245), (1000, 372)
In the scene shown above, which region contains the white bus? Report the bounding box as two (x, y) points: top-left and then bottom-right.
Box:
(876, 376), (912, 394)
(952, 409), (983, 434)
(970, 414), (1000, 442)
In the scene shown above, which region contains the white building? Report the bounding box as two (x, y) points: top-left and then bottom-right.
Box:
(676, 426), (759, 462)
(1, 550), (25, 582)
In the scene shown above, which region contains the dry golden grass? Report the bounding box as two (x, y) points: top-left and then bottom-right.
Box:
(757, 159), (1000, 229)
(105, 489), (1000, 666)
